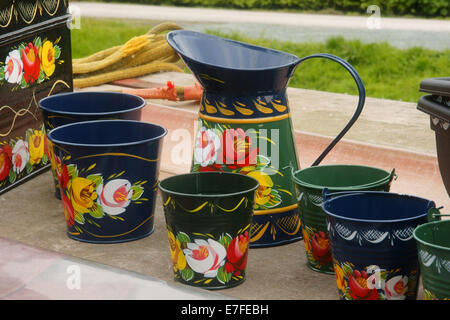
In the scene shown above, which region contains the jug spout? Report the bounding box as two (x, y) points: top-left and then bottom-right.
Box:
(167, 30), (299, 95)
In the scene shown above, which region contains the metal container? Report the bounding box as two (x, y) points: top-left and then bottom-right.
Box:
(414, 219), (450, 300)
(159, 171), (259, 289)
(47, 120), (167, 243)
(323, 190), (434, 300)
(39, 91), (145, 199)
(167, 30), (366, 248)
(0, 0), (73, 194)
(293, 165), (395, 274)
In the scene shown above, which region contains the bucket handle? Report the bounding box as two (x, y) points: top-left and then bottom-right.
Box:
(427, 206), (449, 222)
(346, 168), (397, 190)
(320, 168), (396, 202)
(322, 188), (379, 203)
(294, 53), (366, 166)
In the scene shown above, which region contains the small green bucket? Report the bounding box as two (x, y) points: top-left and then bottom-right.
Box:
(159, 172), (259, 290)
(293, 164), (396, 274)
(414, 218), (450, 300)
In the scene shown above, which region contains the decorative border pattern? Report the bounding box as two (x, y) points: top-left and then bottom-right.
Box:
(418, 248), (450, 274)
(199, 95), (289, 120)
(431, 117), (450, 131)
(432, 95), (450, 107)
(0, 0), (67, 28)
(327, 220), (415, 246)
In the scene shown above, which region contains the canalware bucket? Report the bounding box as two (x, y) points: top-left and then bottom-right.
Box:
(323, 190), (434, 300)
(292, 165), (395, 274)
(47, 120), (167, 243)
(414, 217), (450, 300)
(39, 91), (146, 199)
(159, 172), (259, 290)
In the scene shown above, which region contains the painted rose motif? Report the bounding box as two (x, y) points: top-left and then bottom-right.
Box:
(224, 231), (249, 276)
(56, 163), (146, 233)
(218, 128), (258, 169)
(194, 127), (221, 167)
(0, 145), (12, 181)
(335, 261), (417, 300)
(55, 158), (69, 190)
(68, 177), (98, 214)
(348, 269), (379, 300)
(168, 230), (187, 272)
(11, 140), (29, 174)
(62, 193), (75, 227)
(43, 134), (50, 159)
(4, 49), (23, 84)
(28, 130), (45, 165)
(246, 170), (281, 209)
(21, 43), (40, 84)
(302, 227), (312, 253)
(311, 231), (332, 265)
(96, 179), (134, 215)
(183, 239), (226, 278)
(1, 36), (63, 90)
(385, 275), (408, 300)
(166, 229), (252, 287)
(334, 263), (346, 292)
(40, 40), (56, 77)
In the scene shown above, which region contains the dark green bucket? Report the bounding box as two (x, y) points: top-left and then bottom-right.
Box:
(293, 164), (396, 274)
(159, 172), (259, 290)
(414, 218), (450, 300)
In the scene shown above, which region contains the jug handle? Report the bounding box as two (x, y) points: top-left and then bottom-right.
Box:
(295, 53), (366, 166)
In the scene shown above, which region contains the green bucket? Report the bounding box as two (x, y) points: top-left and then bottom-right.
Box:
(414, 219), (450, 300)
(159, 172), (259, 290)
(293, 164), (396, 274)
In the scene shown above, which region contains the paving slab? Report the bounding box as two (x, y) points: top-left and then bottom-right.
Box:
(0, 238), (229, 300)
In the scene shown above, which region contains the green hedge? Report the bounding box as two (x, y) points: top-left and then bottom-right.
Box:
(95, 0), (449, 17)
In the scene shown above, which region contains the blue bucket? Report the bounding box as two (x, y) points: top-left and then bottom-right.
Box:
(39, 91), (146, 199)
(47, 120), (167, 243)
(322, 190), (435, 300)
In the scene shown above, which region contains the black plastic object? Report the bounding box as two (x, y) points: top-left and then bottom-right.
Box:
(420, 77), (450, 107)
(417, 95), (450, 196)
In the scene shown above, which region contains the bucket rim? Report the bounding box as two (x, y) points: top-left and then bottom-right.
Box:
(39, 91), (147, 116)
(323, 191), (434, 223)
(413, 220), (450, 252)
(293, 164), (393, 191)
(47, 119), (168, 148)
(158, 171), (260, 198)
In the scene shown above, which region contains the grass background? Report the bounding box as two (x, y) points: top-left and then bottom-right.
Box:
(71, 18), (450, 102)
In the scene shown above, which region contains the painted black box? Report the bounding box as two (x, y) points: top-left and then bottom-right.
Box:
(0, 0), (73, 194)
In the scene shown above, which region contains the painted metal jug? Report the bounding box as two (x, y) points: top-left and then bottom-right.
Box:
(167, 30), (366, 247)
